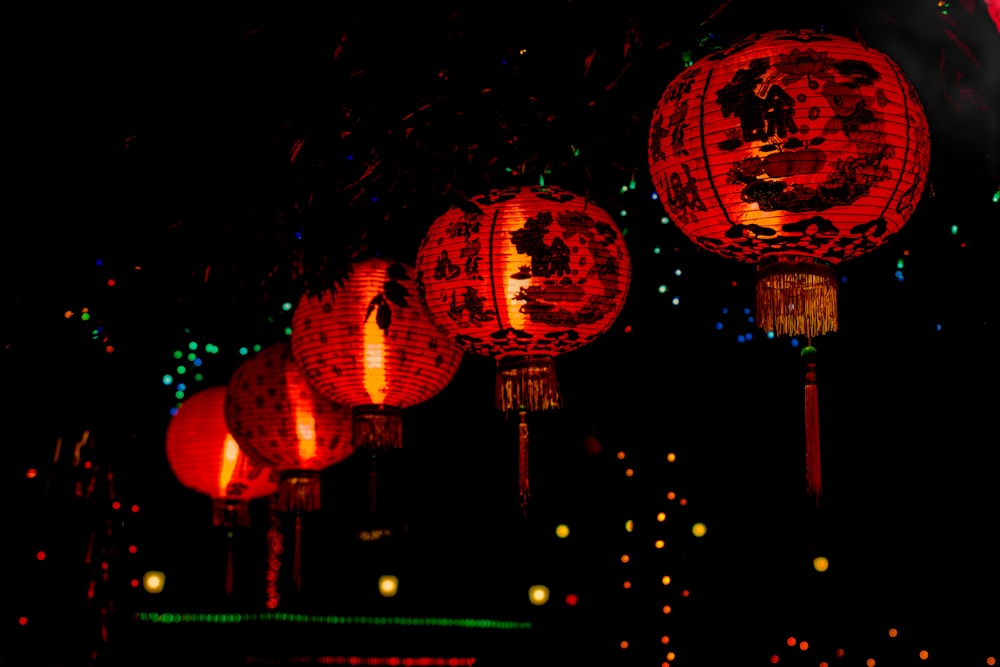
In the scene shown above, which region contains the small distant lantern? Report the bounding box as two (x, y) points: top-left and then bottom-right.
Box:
(224, 342), (355, 593)
(165, 385), (278, 595)
(165, 385), (278, 527)
(648, 28), (931, 499)
(290, 256), (464, 510)
(224, 342), (355, 513)
(415, 184), (631, 510)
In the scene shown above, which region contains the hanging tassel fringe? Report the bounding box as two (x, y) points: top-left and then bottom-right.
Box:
(518, 408), (529, 515)
(496, 355), (563, 414)
(803, 346), (822, 502)
(353, 405), (403, 449)
(757, 258), (838, 338)
(277, 471), (321, 513)
(213, 499), (251, 528)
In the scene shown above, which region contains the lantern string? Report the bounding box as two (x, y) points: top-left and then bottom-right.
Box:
(369, 452), (378, 514)
(293, 513), (303, 591)
(518, 407), (529, 515)
(225, 534), (235, 597)
(803, 343), (822, 502)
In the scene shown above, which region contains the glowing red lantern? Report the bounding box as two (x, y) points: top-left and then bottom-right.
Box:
(290, 256), (464, 451)
(223, 341), (355, 513)
(988, 0), (1000, 34)
(165, 385), (278, 527)
(414, 184), (632, 508)
(648, 28), (931, 498)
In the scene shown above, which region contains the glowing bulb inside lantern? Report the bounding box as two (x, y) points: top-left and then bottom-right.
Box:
(218, 434), (240, 496)
(362, 305), (388, 404)
(286, 366), (318, 463)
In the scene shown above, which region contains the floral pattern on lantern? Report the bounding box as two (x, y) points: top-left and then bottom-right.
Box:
(290, 257), (464, 451)
(648, 28), (930, 338)
(223, 341), (355, 513)
(415, 184), (631, 412)
(165, 385), (278, 527)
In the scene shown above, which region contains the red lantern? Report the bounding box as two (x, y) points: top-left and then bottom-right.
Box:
(414, 184), (632, 509)
(290, 256), (465, 511)
(165, 385), (279, 596)
(648, 28), (931, 498)
(165, 385), (278, 527)
(290, 256), (464, 450)
(988, 0), (1000, 34)
(224, 341), (355, 513)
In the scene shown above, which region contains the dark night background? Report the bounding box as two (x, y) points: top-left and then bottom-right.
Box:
(4, 1), (998, 666)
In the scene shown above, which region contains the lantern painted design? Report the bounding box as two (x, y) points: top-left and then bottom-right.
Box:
(165, 385), (278, 527)
(415, 184), (631, 508)
(988, 0), (1000, 34)
(223, 341), (355, 514)
(648, 28), (931, 499)
(648, 28), (930, 339)
(290, 257), (464, 451)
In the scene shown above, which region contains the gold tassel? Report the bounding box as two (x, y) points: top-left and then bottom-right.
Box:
(353, 405), (403, 449)
(518, 408), (529, 514)
(497, 355), (563, 414)
(278, 471), (321, 513)
(757, 258), (838, 338)
(803, 345), (822, 502)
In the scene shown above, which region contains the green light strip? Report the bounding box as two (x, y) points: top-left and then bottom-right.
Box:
(134, 612), (531, 630)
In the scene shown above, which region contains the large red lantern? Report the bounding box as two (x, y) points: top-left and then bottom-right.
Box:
(648, 28), (931, 498)
(290, 256), (464, 450)
(165, 385), (278, 527)
(414, 184), (632, 509)
(290, 256), (465, 510)
(224, 341), (356, 513)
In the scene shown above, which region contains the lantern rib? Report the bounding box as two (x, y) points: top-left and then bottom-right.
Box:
(487, 207), (506, 331)
(699, 67), (736, 229)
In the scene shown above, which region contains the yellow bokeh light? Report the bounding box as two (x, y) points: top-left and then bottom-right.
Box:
(654, 539), (665, 549)
(691, 522), (707, 537)
(918, 650), (928, 660)
(625, 519), (633, 533)
(666, 452), (676, 462)
(661, 575), (671, 585)
(656, 512), (666, 522)
(617, 451), (626, 460)
(621, 554), (630, 563)
(528, 585), (549, 606)
(555, 524), (570, 538)
(143, 571), (165, 594)
(378, 575), (399, 597)
(813, 556), (830, 572)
